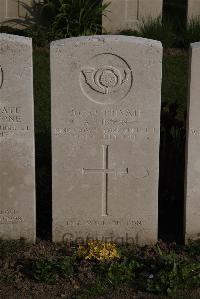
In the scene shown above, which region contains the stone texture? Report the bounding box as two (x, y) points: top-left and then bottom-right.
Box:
(51, 35), (162, 245)
(187, 0), (200, 20)
(0, 34), (35, 242)
(103, 0), (163, 33)
(0, 0), (33, 28)
(185, 42), (200, 242)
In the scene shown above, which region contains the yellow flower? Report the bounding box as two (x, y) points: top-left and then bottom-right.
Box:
(76, 240), (120, 262)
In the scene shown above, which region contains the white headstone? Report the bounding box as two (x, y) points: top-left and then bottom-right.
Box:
(185, 42), (200, 242)
(0, 0), (32, 28)
(103, 0), (163, 33)
(0, 34), (35, 242)
(51, 35), (162, 245)
(187, 0), (200, 21)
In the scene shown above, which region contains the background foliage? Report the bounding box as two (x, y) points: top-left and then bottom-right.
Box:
(19, 0), (110, 46)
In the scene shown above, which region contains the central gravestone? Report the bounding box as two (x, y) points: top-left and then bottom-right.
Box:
(51, 36), (162, 244)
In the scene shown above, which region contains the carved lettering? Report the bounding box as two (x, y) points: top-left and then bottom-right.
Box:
(55, 125), (156, 141)
(0, 106), (22, 122)
(0, 66), (3, 88)
(65, 219), (142, 227)
(0, 209), (24, 224)
(191, 129), (200, 136)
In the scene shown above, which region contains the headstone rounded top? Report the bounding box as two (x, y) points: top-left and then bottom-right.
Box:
(190, 42), (200, 49)
(0, 33), (32, 45)
(51, 35), (162, 49)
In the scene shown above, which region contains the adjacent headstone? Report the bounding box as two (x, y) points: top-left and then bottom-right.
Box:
(0, 34), (35, 242)
(103, 0), (163, 33)
(187, 0), (200, 21)
(0, 0), (32, 28)
(185, 42), (200, 242)
(51, 35), (162, 245)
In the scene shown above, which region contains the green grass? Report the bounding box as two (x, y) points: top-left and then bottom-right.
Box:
(33, 256), (75, 284)
(120, 17), (176, 49)
(73, 279), (110, 298)
(183, 17), (200, 48)
(137, 17), (176, 48)
(0, 239), (199, 297)
(0, 238), (30, 258)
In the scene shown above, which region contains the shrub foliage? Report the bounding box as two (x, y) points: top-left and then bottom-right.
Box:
(24, 0), (110, 45)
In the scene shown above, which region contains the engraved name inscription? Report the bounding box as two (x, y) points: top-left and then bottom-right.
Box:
(0, 106), (22, 122)
(54, 107), (156, 141)
(55, 126), (155, 141)
(0, 209), (24, 224)
(0, 106), (30, 138)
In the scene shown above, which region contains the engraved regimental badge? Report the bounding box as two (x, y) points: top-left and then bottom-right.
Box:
(80, 53), (133, 104)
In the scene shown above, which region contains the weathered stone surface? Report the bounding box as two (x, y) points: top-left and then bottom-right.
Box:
(187, 0), (200, 20)
(185, 42), (200, 242)
(103, 0), (163, 33)
(51, 35), (162, 245)
(0, 34), (35, 241)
